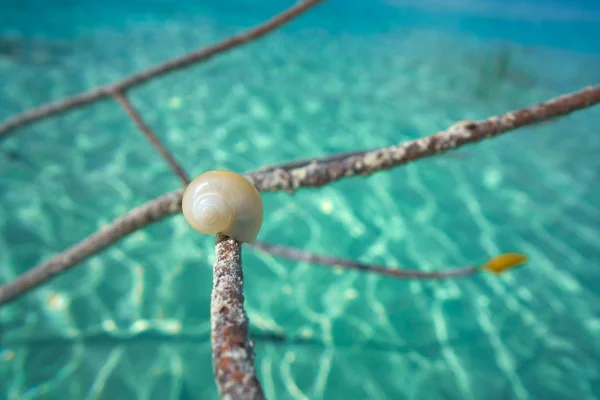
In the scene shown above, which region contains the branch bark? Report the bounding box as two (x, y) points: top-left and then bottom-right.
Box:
(0, 0), (327, 139)
(212, 234), (265, 400)
(0, 84), (598, 306)
(249, 85), (600, 193)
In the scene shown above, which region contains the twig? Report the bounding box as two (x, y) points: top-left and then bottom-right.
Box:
(0, 0), (327, 139)
(212, 234), (265, 400)
(1, 84), (598, 306)
(248, 242), (479, 279)
(113, 91), (190, 185)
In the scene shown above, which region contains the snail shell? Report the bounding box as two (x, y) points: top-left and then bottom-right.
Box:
(181, 170), (263, 243)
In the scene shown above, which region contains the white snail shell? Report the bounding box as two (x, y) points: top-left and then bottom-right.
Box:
(181, 170), (264, 243)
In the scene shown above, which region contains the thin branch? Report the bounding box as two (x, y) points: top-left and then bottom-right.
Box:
(248, 242), (479, 279)
(0, 190), (183, 306)
(0, 84), (598, 306)
(250, 148), (371, 174)
(113, 91), (190, 185)
(0, 0), (327, 139)
(212, 234), (265, 400)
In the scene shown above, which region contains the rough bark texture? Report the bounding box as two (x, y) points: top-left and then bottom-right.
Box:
(211, 234), (265, 400)
(247, 85), (600, 192)
(1, 85), (599, 305)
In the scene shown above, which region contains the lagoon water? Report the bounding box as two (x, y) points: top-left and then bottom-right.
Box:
(1, 0), (600, 399)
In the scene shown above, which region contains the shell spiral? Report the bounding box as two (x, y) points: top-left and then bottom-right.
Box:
(181, 170), (264, 243)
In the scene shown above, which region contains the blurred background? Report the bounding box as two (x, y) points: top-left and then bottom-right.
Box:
(1, 0), (599, 399)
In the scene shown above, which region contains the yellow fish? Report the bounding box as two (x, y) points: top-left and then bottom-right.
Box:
(481, 253), (528, 274)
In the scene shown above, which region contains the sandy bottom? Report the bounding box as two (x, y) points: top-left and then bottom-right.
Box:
(1, 10), (600, 400)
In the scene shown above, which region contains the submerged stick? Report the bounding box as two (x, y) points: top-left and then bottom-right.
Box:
(212, 234), (265, 400)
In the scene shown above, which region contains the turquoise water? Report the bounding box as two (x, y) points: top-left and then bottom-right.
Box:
(1, 0), (600, 399)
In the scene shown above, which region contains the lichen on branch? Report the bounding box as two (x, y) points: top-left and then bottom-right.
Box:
(212, 234), (265, 400)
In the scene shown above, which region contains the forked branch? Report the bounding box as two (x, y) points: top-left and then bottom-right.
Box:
(0, 0), (327, 139)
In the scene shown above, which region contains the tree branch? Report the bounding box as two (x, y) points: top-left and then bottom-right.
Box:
(248, 242), (479, 279)
(0, 84), (598, 306)
(0, 0), (327, 139)
(249, 85), (600, 193)
(113, 91), (190, 185)
(212, 234), (265, 400)
(0, 190), (183, 306)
